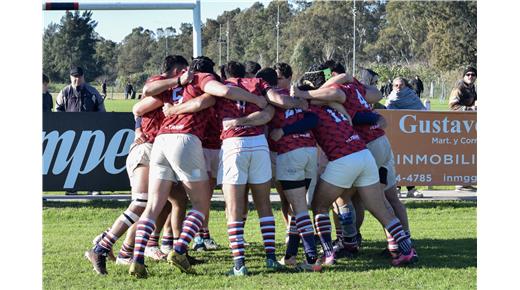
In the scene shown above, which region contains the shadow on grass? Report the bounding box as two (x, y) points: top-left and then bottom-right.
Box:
(43, 200), (475, 212)
(194, 237), (476, 274)
(403, 200), (476, 209)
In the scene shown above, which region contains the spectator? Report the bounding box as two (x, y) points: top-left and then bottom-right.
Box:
(386, 77), (426, 198)
(102, 79), (107, 97)
(385, 77), (426, 110)
(409, 75), (424, 98)
(56, 66), (106, 195)
(449, 66), (477, 111)
(380, 80), (392, 98)
(43, 74), (53, 112)
(450, 66), (477, 192)
(125, 82), (134, 100)
(244, 61), (261, 78)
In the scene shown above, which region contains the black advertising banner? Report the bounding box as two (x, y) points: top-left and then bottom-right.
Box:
(42, 112), (135, 191)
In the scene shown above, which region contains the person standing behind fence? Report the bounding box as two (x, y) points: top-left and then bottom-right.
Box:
(386, 77), (425, 198)
(449, 66), (477, 111)
(43, 74), (53, 112)
(56, 66), (105, 195)
(125, 82), (134, 100)
(102, 79), (107, 98)
(450, 66), (477, 192)
(385, 77), (426, 111)
(409, 75), (424, 98)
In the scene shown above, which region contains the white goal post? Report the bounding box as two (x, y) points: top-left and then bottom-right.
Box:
(42, 1), (202, 57)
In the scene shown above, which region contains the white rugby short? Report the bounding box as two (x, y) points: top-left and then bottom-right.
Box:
(276, 147), (317, 182)
(149, 134), (208, 182)
(217, 135), (272, 185)
(203, 148), (220, 179)
(366, 135), (397, 190)
(126, 142), (153, 188)
(320, 149), (379, 189)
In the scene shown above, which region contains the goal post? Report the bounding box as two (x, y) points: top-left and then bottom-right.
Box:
(42, 1), (202, 57)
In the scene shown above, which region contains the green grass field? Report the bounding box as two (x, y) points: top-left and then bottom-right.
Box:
(43, 200), (476, 289)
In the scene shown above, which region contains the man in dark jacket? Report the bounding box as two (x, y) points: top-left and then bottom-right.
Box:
(410, 75), (424, 98)
(43, 74), (53, 112)
(449, 66), (477, 111)
(55, 67), (105, 195)
(56, 67), (106, 112)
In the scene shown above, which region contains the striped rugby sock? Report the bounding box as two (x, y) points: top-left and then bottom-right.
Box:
(133, 218), (156, 265)
(285, 215), (300, 258)
(315, 213), (334, 257)
(174, 209), (205, 255)
(147, 233), (160, 247)
(259, 216), (276, 260)
(118, 242), (134, 259)
(228, 221), (245, 270)
(296, 211), (318, 264)
(385, 219), (412, 255)
(161, 235), (174, 248)
(95, 232), (117, 254)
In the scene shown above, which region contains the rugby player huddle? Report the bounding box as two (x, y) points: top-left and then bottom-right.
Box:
(84, 55), (418, 278)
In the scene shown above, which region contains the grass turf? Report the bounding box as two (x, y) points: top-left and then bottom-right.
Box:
(43, 200), (476, 289)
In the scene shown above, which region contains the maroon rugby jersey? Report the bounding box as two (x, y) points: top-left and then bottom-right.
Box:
(158, 72), (216, 140)
(140, 75), (168, 143)
(202, 107), (222, 149)
(308, 105), (366, 161)
(269, 103), (316, 154)
(332, 78), (386, 143)
(215, 77), (270, 140)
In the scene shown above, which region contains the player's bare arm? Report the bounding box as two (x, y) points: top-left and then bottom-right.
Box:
(222, 105), (275, 130)
(132, 96), (164, 117)
(266, 88), (308, 110)
(291, 85), (346, 103)
(162, 93), (215, 117)
(320, 73), (354, 88)
(202, 80), (268, 109)
(142, 70), (193, 96)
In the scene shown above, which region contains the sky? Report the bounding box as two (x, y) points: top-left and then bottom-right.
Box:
(42, 0), (273, 43)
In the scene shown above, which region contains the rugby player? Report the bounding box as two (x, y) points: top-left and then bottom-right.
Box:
(215, 61), (309, 276)
(84, 56), (187, 275)
(129, 56), (270, 278)
(318, 60), (413, 259)
(291, 69), (417, 266)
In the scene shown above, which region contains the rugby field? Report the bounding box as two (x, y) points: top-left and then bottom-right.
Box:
(43, 200), (476, 289)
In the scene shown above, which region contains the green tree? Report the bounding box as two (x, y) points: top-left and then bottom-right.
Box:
(43, 11), (99, 82)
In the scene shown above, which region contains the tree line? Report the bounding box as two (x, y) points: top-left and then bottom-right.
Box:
(43, 0), (476, 92)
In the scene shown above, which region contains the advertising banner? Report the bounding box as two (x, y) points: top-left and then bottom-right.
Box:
(377, 110), (477, 186)
(42, 112), (134, 191)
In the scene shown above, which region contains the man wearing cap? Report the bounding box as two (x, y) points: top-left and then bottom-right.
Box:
(56, 67), (106, 195)
(449, 66), (477, 192)
(56, 66), (106, 112)
(449, 66), (477, 111)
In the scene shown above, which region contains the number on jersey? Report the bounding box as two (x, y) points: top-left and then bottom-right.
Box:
(355, 89), (370, 109)
(285, 108), (303, 119)
(326, 108), (348, 123)
(171, 87), (184, 104)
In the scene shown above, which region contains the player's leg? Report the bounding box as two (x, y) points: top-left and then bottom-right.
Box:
(311, 179), (347, 265)
(249, 145), (284, 271)
(167, 134), (211, 274)
(223, 183), (247, 275)
(129, 138), (176, 277)
(332, 190), (360, 258)
(86, 146), (150, 275)
(144, 201), (171, 261)
(353, 150), (417, 266)
(160, 213), (173, 255)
